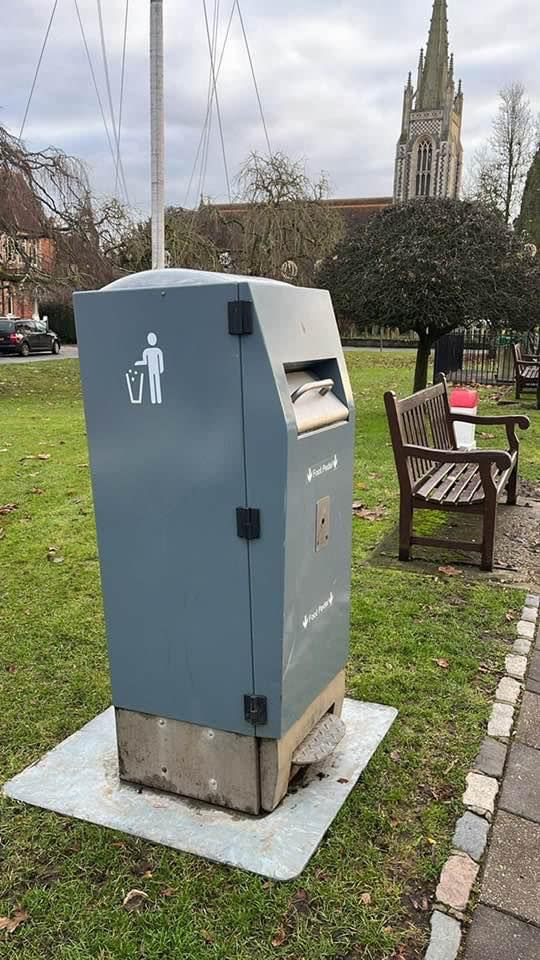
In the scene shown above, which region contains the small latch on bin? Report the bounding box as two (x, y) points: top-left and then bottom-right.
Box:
(228, 300), (253, 335)
(244, 695), (268, 725)
(236, 507), (261, 540)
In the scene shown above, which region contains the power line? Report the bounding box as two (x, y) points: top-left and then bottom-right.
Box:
(199, 1), (218, 205)
(73, 0), (121, 196)
(115, 0), (130, 197)
(19, 0), (60, 140)
(202, 0), (232, 202)
(96, 0), (130, 206)
(235, 0), (272, 157)
(183, 0), (236, 208)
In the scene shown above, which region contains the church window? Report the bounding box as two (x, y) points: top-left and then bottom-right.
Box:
(415, 140), (433, 197)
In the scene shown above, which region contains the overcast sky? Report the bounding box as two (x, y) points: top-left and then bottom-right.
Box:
(1, 0), (539, 215)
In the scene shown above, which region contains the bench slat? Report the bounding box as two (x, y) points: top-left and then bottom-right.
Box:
(442, 464), (479, 504)
(431, 463), (471, 501)
(415, 462), (454, 498)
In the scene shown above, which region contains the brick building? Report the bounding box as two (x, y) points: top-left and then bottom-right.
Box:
(0, 171), (54, 318)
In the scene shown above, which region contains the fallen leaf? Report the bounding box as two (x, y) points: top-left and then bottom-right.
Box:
(433, 658), (450, 669)
(46, 547), (64, 564)
(360, 892), (372, 905)
(353, 504), (389, 521)
(6, 664), (17, 675)
(438, 565), (463, 577)
(505, 612), (516, 622)
(160, 886), (175, 898)
(30, 487), (44, 495)
(479, 432), (496, 440)
(0, 909), (29, 933)
(426, 837), (437, 845)
(0, 503), (17, 515)
(390, 750), (401, 763)
(337, 777), (350, 784)
(271, 926), (288, 948)
(20, 454), (50, 462)
(122, 889), (150, 912)
(202, 930), (215, 944)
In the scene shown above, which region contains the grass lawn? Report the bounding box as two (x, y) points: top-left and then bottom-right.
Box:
(0, 353), (538, 960)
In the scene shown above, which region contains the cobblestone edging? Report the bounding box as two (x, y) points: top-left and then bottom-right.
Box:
(424, 593), (540, 960)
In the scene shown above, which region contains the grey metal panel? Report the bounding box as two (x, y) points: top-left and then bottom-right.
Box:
(239, 282), (355, 739)
(75, 283), (255, 736)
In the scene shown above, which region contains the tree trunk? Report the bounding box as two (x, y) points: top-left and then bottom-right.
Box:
(413, 338), (432, 392)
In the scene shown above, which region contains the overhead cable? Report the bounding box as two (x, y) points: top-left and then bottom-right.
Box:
(115, 0), (130, 198)
(235, 0), (273, 157)
(183, 0), (236, 208)
(202, 0), (232, 203)
(96, 0), (130, 206)
(199, 0), (219, 204)
(19, 0), (60, 139)
(73, 0), (125, 200)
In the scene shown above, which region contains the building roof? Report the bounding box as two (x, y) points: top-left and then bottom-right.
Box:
(212, 197), (392, 231)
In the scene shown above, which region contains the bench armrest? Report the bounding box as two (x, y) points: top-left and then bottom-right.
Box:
(402, 444), (513, 472)
(450, 414), (530, 429)
(450, 414), (529, 455)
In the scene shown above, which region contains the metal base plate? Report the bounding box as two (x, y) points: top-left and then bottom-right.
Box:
(3, 699), (397, 881)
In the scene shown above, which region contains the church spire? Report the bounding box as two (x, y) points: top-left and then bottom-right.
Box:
(417, 0), (449, 110)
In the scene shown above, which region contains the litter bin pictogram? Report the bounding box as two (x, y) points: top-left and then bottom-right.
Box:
(126, 367), (144, 404)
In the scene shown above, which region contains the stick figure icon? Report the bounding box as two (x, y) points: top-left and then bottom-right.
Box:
(135, 332), (164, 405)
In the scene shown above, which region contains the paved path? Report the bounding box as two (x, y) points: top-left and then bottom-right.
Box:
(0, 345), (78, 364)
(464, 610), (540, 959)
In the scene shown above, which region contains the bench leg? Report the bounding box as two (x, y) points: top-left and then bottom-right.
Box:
(507, 463), (519, 506)
(481, 499), (498, 572)
(515, 378), (521, 401)
(399, 495), (413, 561)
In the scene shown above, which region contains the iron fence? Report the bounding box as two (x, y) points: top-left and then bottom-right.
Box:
(434, 327), (540, 386)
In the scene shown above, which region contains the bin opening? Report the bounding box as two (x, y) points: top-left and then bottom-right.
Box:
(286, 368), (349, 435)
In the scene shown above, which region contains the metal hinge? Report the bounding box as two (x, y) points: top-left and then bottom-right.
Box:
(236, 507), (260, 540)
(244, 695), (268, 726)
(228, 300), (253, 335)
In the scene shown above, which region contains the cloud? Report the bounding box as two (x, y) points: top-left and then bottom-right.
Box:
(1, 0), (539, 213)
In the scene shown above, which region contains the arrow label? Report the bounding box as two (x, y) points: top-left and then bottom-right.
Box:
(302, 592), (335, 629)
(306, 455), (339, 484)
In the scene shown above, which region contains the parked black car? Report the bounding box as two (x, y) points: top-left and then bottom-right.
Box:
(0, 318), (61, 356)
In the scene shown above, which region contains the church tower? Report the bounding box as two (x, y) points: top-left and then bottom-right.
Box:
(393, 0), (464, 202)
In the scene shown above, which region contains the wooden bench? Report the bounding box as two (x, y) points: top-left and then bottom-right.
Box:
(384, 377), (530, 571)
(513, 344), (540, 406)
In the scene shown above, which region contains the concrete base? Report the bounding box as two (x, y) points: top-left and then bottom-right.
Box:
(2, 698), (397, 881)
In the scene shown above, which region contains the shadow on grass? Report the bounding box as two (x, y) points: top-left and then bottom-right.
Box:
(368, 497), (540, 591)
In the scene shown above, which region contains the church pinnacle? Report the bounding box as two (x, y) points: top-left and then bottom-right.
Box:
(417, 0), (449, 110)
(393, 0), (464, 202)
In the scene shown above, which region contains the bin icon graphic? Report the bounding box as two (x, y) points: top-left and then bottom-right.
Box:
(126, 367), (144, 404)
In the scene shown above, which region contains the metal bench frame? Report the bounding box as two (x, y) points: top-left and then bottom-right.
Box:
(384, 376), (530, 571)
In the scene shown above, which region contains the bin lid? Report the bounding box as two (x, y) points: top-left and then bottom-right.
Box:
(450, 388), (478, 409)
(103, 268), (290, 292)
(287, 371), (349, 435)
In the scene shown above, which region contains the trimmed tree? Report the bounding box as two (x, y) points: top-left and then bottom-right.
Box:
(516, 149), (540, 251)
(319, 198), (540, 392)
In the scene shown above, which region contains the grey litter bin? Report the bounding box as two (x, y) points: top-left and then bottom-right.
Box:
(74, 268), (355, 814)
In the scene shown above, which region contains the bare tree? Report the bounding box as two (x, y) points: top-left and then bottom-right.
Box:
(469, 83), (537, 223)
(118, 152), (344, 288)
(230, 152), (344, 285)
(0, 125), (128, 300)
